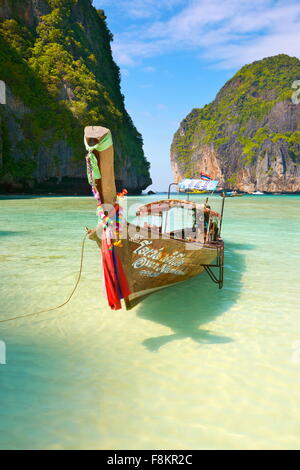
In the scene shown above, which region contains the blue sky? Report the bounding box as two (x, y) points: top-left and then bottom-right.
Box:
(94, 0), (300, 191)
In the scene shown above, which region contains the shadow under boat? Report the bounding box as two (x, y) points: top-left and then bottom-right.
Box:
(136, 241), (252, 351)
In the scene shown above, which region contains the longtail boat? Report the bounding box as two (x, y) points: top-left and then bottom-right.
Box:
(85, 126), (225, 310)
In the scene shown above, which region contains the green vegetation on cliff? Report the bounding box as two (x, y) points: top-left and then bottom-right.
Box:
(171, 54), (300, 185)
(0, 0), (151, 191)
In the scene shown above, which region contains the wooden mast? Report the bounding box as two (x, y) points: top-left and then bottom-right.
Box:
(84, 126), (117, 206)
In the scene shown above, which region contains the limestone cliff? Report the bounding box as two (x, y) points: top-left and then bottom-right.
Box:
(171, 55), (300, 193)
(0, 0), (152, 193)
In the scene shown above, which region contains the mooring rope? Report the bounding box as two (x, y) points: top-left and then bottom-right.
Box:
(0, 232), (89, 325)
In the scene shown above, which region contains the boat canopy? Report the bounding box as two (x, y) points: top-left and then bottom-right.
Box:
(137, 199), (204, 216)
(178, 178), (219, 192)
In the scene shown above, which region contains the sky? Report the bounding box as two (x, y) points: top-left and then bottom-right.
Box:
(93, 0), (300, 191)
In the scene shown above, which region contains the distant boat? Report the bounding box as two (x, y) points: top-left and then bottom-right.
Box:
(252, 191), (264, 195)
(84, 126), (225, 310)
(221, 191), (245, 197)
(185, 189), (208, 194)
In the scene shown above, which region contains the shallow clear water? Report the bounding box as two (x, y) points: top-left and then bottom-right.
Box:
(0, 194), (300, 450)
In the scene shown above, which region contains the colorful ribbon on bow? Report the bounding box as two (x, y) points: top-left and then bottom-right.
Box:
(85, 147), (130, 309)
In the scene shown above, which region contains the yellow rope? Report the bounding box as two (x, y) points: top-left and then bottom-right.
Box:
(0, 232), (88, 325)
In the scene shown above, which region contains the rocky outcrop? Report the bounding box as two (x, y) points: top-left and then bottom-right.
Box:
(171, 55), (300, 193)
(0, 0), (50, 26)
(0, 0), (151, 194)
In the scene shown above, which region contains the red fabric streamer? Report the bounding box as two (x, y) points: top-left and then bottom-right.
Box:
(101, 231), (131, 310)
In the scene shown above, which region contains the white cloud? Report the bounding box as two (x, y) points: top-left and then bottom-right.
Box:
(157, 103), (167, 110)
(96, 0), (185, 19)
(108, 0), (300, 69)
(123, 0), (184, 19)
(120, 68), (129, 77)
(143, 66), (156, 72)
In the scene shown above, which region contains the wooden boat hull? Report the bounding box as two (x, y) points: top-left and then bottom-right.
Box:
(91, 223), (224, 309)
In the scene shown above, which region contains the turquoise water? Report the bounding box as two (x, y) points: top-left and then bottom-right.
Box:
(0, 194), (300, 450)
